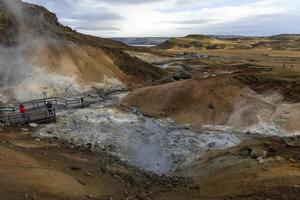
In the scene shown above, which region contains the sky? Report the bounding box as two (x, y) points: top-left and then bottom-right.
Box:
(24, 0), (300, 37)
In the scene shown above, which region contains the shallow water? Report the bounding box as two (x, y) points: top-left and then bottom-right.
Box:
(35, 94), (242, 174)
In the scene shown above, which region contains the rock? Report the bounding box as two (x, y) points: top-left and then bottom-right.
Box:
(173, 70), (192, 80)
(21, 128), (30, 132)
(239, 148), (252, 157)
(208, 103), (215, 110)
(257, 157), (265, 164)
(250, 149), (268, 159)
(208, 142), (217, 149)
(70, 166), (81, 171)
(46, 129), (53, 134)
(85, 172), (92, 177)
(77, 178), (85, 185)
(34, 138), (41, 142)
(266, 147), (277, 154)
(289, 158), (297, 163)
(87, 194), (93, 199)
(29, 123), (38, 128)
(275, 156), (285, 162)
(245, 131), (251, 136)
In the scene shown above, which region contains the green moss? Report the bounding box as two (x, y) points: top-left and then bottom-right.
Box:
(256, 69), (300, 83)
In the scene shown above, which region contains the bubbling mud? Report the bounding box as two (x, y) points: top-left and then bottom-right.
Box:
(35, 94), (241, 174)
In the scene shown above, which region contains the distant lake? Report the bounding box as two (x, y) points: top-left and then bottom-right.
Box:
(129, 44), (156, 47)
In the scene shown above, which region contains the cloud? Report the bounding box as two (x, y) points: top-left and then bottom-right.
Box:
(75, 24), (120, 31)
(169, 19), (216, 25)
(69, 12), (122, 21)
(23, 0), (300, 37)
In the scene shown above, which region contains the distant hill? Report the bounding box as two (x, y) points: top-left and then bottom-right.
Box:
(156, 34), (300, 51)
(111, 37), (169, 46)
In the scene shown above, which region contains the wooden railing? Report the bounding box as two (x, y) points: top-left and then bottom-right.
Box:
(0, 108), (56, 125)
(0, 88), (129, 125)
(0, 97), (81, 113)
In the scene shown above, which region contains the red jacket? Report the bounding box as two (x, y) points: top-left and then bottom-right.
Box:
(19, 105), (27, 113)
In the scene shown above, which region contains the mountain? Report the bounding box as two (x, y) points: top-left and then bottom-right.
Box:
(0, 0), (168, 100)
(156, 34), (300, 50)
(111, 37), (169, 46)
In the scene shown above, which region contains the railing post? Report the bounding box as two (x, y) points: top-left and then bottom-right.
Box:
(27, 112), (30, 122)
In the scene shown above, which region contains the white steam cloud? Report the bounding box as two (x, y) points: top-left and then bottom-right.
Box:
(0, 0), (89, 102)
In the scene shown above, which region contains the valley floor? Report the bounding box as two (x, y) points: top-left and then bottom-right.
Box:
(0, 125), (299, 200)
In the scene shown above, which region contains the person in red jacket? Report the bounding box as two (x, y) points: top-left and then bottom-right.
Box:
(19, 104), (27, 122)
(19, 104), (27, 113)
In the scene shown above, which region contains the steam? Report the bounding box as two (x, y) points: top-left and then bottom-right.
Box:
(0, 0), (87, 102)
(36, 103), (241, 174)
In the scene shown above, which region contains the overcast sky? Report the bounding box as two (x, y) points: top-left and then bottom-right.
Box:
(24, 0), (300, 37)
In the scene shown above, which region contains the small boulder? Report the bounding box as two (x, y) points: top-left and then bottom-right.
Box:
(46, 129), (53, 134)
(77, 178), (85, 185)
(70, 166), (81, 171)
(239, 148), (252, 157)
(275, 156), (285, 162)
(29, 123), (38, 128)
(173, 70), (192, 80)
(208, 103), (215, 110)
(257, 157), (265, 164)
(266, 146), (277, 154)
(250, 149), (268, 159)
(245, 131), (251, 136)
(208, 142), (217, 149)
(85, 172), (92, 177)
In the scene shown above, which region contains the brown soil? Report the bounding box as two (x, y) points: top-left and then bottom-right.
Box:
(0, 127), (195, 200)
(177, 137), (300, 199)
(122, 47), (300, 131)
(122, 77), (244, 127)
(1, 127), (299, 200)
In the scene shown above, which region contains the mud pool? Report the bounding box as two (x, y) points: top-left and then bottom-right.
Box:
(35, 94), (242, 174)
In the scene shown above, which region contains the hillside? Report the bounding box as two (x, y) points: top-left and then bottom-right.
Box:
(0, 0), (168, 100)
(156, 34), (300, 51)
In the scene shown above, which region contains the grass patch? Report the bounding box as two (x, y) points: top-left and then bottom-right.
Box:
(256, 69), (300, 83)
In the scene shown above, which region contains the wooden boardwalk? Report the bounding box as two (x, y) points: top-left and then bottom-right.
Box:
(0, 108), (56, 125)
(0, 89), (129, 125)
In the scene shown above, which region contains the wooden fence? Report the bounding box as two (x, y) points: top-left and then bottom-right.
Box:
(0, 108), (56, 125)
(0, 89), (129, 125)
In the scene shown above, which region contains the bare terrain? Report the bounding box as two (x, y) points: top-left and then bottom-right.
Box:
(0, 0), (299, 200)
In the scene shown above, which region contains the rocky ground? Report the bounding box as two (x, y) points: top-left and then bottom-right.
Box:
(0, 126), (195, 200)
(0, 125), (299, 200)
(0, 1), (300, 200)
